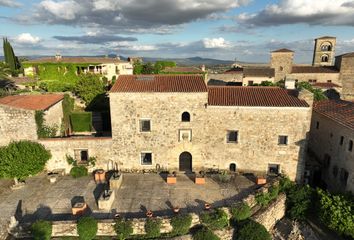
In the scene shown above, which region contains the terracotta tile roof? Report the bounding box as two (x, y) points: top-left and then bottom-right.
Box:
(0, 94), (64, 110)
(291, 66), (339, 74)
(110, 75), (207, 93)
(314, 100), (354, 130)
(243, 67), (274, 77)
(224, 68), (243, 74)
(208, 86), (309, 107)
(162, 66), (204, 73)
(272, 48), (294, 53)
(312, 82), (340, 89)
(25, 57), (127, 64)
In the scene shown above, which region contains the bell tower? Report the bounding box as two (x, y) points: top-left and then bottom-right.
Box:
(312, 36), (336, 66)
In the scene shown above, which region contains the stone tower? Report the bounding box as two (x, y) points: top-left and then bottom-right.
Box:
(312, 36), (336, 66)
(335, 53), (354, 100)
(271, 48), (294, 82)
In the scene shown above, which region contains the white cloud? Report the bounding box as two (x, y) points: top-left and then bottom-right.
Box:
(39, 0), (81, 20)
(0, 0), (21, 7)
(238, 0), (354, 26)
(15, 33), (41, 44)
(203, 37), (231, 48)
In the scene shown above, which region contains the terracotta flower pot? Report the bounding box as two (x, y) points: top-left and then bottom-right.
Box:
(173, 207), (180, 213)
(204, 203), (211, 210)
(146, 210), (153, 218)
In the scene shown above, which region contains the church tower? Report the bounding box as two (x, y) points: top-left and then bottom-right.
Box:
(312, 36), (336, 66)
(271, 48), (294, 82)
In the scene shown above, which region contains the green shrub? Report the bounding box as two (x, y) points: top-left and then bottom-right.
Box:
(234, 219), (271, 240)
(114, 218), (133, 240)
(35, 110), (58, 138)
(279, 177), (295, 193)
(31, 220), (52, 240)
(255, 185), (280, 207)
(70, 166), (88, 178)
(230, 202), (251, 222)
(144, 218), (161, 238)
(170, 214), (192, 236)
(193, 226), (220, 240)
(77, 216), (97, 240)
(70, 112), (92, 132)
(200, 208), (228, 230)
(0, 140), (51, 180)
(316, 189), (354, 238)
(75, 74), (105, 105)
(287, 185), (313, 220)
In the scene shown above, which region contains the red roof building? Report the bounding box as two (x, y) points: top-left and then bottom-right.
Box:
(0, 94), (64, 111)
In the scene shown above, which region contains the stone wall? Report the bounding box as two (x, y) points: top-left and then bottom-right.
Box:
(242, 76), (275, 85)
(0, 105), (37, 146)
(207, 73), (243, 85)
(287, 72), (340, 86)
(338, 56), (354, 101)
(39, 137), (113, 173)
(43, 100), (63, 136)
(109, 92), (312, 181)
(309, 111), (354, 193)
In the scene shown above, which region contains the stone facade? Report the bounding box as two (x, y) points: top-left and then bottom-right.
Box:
(308, 112), (354, 193)
(109, 91), (312, 181)
(39, 137), (113, 173)
(312, 37), (336, 66)
(287, 72), (340, 86)
(336, 54), (354, 101)
(0, 105), (37, 146)
(271, 51), (294, 82)
(43, 100), (64, 136)
(242, 76), (275, 86)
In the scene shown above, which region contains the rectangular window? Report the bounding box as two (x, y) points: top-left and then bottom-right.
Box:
(327, 80), (332, 83)
(340, 168), (349, 186)
(141, 152), (152, 165)
(278, 135), (288, 145)
(74, 149), (88, 162)
(268, 164), (280, 175)
(140, 119), (151, 132)
(248, 80), (254, 86)
(227, 130), (238, 143)
(316, 121), (319, 129)
(349, 140), (353, 152)
(340, 136), (344, 145)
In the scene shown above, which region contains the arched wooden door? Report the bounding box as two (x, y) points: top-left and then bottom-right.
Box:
(179, 152), (192, 172)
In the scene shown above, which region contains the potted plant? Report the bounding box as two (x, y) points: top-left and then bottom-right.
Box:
(94, 169), (106, 183)
(256, 175), (267, 185)
(204, 203), (211, 210)
(167, 171), (177, 184)
(195, 171), (206, 185)
(146, 210), (153, 218)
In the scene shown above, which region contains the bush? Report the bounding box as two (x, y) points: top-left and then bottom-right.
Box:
(170, 214), (192, 236)
(230, 202), (251, 222)
(279, 177), (295, 193)
(35, 110), (58, 138)
(316, 189), (354, 238)
(75, 74), (105, 105)
(287, 185), (313, 220)
(31, 220), (52, 240)
(77, 216), (97, 240)
(114, 218), (133, 240)
(255, 185), (280, 207)
(200, 208), (229, 230)
(70, 166), (88, 178)
(234, 219), (271, 240)
(70, 112), (92, 132)
(0, 141), (51, 180)
(145, 218), (161, 238)
(193, 226), (220, 240)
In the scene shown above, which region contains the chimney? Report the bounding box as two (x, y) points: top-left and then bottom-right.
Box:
(285, 78), (296, 90)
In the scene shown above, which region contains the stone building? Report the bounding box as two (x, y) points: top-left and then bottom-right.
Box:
(24, 55), (133, 80)
(312, 36), (336, 66)
(308, 100), (354, 193)
(271, 48), (294, 82)
(0, 94), (64, 146)
(109, 74), (313, 181)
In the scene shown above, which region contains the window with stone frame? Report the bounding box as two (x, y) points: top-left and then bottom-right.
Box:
(141, 152), (152, 165)
(268, 164), (280, 175)
(340, 136), (344, 146)
(227, 130), (238, 143)
(74, 149), (88, 163)
(140, 119), (151, 132)
(340, 168), (349, 186)
(181, 112), (191, 122)
(278, 135), (288, 145)
(349, 140), (353, 152)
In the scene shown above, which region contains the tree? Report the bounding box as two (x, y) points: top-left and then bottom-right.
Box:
(0, 61), (11, 80)
(3, 38), (21, 73)
(154, 61), (176, 73)
(141, 62), (155, 74)
(133, 62), (143, 74)
(297, 82), (327, 101)
(74, 74), (105, 106)
(234, 219), (271, 240)
(0, 141), (51, 182)
(77, 216), (97, 240)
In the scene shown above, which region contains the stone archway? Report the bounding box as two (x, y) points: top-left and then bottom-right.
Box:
(179, 152), (192, 172)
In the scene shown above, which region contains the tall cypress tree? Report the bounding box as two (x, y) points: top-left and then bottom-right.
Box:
(3, 38), (20, 72)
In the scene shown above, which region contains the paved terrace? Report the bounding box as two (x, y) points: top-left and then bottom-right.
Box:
(0, 173), (256, 226)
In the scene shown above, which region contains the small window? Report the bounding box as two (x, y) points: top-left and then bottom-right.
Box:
(278, 135), (288, 145)
(141, 152), (152, 165)
(248, 81), (254, 86)
(74, 149), (88, 162)
(340, 169), (349, 186)
(227, 131), (238, 143)
(332, 166), (338, 177)
(316, 121), (320, 129)
(321, 55), (329, 62)
(268, 164), (280, 175)
(181, 112), (190, 122)
(340, 136), (344, 145)
(327, 80), (332, 83)
(349, 140), (353, 152)
(140, 119), (151, 132)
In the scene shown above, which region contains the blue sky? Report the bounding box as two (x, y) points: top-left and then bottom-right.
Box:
(1, 0), (354, 63)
